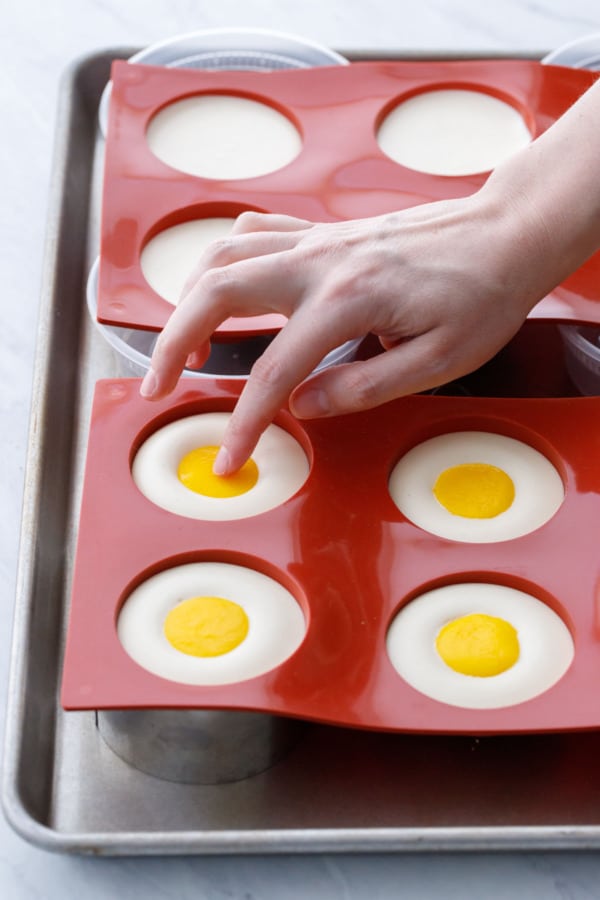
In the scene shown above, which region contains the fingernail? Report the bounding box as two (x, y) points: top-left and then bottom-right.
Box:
(213, 445), (230, 476)
(140, 367), (158, 398)
(291, 388), (330, 418)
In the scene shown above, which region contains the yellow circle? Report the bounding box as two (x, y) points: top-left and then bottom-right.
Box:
(177, 445), (259, 498)
(433, 462), (515, 518)
(435, 612), (520, 677)
(164, 595), (249, 657)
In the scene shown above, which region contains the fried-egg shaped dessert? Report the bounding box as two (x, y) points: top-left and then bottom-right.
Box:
(388, 431), (564, 542)
(118, 561), (306, 685)
(386, 582), (574, 709)
(132, 412), (309, 520)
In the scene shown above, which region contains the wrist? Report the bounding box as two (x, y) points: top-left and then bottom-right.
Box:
(478, 80), (600, 309)
(470, 169), (555, 318)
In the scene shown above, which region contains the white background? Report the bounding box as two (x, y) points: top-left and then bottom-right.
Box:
(3, 1), (600, 897)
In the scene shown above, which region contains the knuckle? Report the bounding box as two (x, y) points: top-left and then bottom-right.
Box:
(203, 237), (235, 266)
(199, 266), (237, 298)
(304, 280), (346, 317)
(337, 367), (380, 411)
(321, 277), (349, 304)
(233, 210), (266, 234)
(249, 351), (287, 390)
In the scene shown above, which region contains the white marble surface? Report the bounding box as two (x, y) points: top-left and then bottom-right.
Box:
(4, 0), (600, 896)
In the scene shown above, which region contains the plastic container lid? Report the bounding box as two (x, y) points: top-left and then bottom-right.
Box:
(99, 27), (348, 137)
(559, 324), (600, 396)
(545, 36), (600, 396)
(542, 33), (600, 70)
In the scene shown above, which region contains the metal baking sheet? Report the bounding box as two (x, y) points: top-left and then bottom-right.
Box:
(5, 48), (600, 856)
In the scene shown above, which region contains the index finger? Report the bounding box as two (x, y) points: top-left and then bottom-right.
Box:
(141, 251), (302, 400)
(213, 303), (359, 474)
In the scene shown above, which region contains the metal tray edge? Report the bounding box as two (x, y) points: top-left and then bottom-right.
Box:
(8, 45), (600, 857)
(1, 51), (105, 852)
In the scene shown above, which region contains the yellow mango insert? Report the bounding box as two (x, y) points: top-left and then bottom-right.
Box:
(436, 612), (520, 677)
(433, 462), (515, 518)
(164, 595), (249, 657)
(177, 445), (259, 498)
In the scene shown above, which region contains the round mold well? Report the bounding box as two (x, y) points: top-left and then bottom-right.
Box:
(99, 27), (348, 137)
(376, 86), (532, 176)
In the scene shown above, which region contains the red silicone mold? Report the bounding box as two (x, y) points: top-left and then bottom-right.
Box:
(61, 373), (600, 734)
(97, 58), (600, 336)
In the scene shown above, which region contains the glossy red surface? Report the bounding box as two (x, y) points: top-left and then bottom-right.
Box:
(61, 343), (600, 733)
(97, 58), (599, 336)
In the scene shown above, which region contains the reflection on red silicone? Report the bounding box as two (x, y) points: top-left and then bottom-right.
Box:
(61, 359), (600, 735)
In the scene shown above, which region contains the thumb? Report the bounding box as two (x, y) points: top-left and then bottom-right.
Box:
(289, 334), (445, 418)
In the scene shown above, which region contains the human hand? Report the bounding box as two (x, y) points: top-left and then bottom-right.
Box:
(140, 191), (552, 474)
(140, 77), (600, 474)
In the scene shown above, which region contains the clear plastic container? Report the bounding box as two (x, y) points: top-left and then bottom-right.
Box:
(544, 36), (600, 396)
(99, 27), (348, 137)
(542, 34), (600, 70)
(86, 257), (361, 379)
(559, 324), (600, 395)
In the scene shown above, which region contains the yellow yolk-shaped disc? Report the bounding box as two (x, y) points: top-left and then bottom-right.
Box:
(177, 445), (259, 498)
(164, 595), (249, 657)
(433, 462), (515, 518)
(436, 612), (520, 677)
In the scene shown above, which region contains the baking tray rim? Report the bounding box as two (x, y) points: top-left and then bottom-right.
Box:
(6, 815), (600, 857)
(7, 45), (600, 856)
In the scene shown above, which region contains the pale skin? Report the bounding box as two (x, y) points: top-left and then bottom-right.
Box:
(141, 78), (600, 475)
